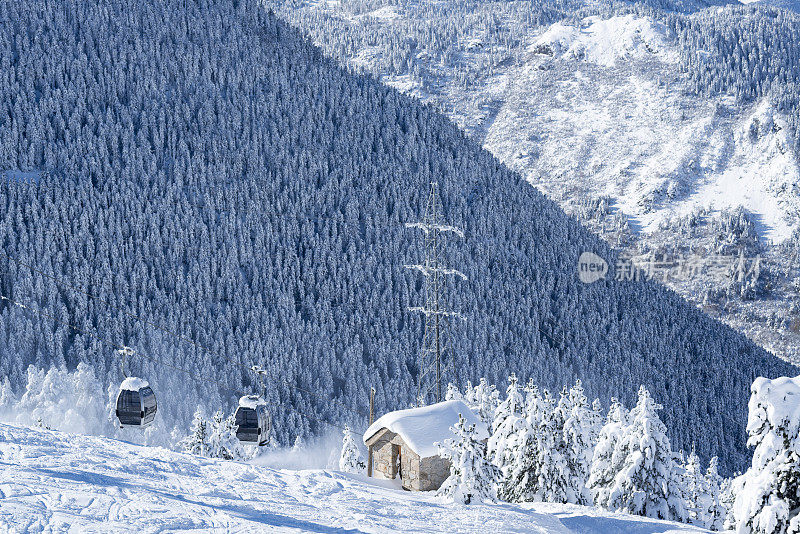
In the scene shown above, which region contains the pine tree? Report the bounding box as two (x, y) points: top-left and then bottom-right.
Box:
(179, 408), (209, 456)
(733, 376), (800, 534)
(339, 425), (366, 473)
(504, 379), (543, 502)
(0, 377), (16, 414)
(488, 374), (525, 497)
(468, 378), (499, 426)
(588, 397), (629, 506)
(207, 411), (245, 460)
(684, 447), (713, 528)
(437, 414), (499, 504)
(669, 450), (690, 525)
(592, 386), (679, 520)
(721, 473), (742, 532)
(445, 383), (463, 401)
(562, 380), (597, 505)
(589, 398), (604, 444)
(705, 456), (727, 531)
(534, 388), (573, 504)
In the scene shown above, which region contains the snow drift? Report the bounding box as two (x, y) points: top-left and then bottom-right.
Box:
(0, 422), (712, 533)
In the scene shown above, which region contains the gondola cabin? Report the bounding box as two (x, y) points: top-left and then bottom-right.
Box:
(115, 377), (157, 428)
(235, 395), (270, 446)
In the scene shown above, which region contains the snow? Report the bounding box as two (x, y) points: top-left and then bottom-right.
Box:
(364, 400), (488, 458)
(747, 375), (800, 443)
(0, 422), (711, 532)
(238, 394), (266, 409)
(488, 16), (800, 244)
(119, 376), (149, 391)
(355, 5), (401, 21)
(531, 15), (677, 68)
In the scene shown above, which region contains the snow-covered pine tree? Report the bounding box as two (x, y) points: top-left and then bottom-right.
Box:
(179, 408), (209, 456)
(339, 425), (366, 473)
(592, 386), (680, 520)
(0, 376), (15, 415)
(504, 379), (543, 502)
(463, 380), (476, 406)
(207, 411), (245, 460)
(733, 376), (800, 534)
(445, 383), (463, 401)
(705, 456), (727, 531)
(562, 380), (596, 505)
(721, 473), (743, 532)
(669, 450), (690, 525)
(470, 378), (500, 426)
(587, 397), (629, 505)
(534, 387), (573, 504)
(437, 414), (499, 505)
(488, 374), (525, 497)
(589, 398), (604, 443)
(684, 447), (713, 528)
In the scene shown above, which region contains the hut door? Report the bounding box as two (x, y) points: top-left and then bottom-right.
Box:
(392, 444), (402, 479)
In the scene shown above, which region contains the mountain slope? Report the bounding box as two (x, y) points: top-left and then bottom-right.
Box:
(0, 423), (710, 533)
(0, 0), (794, 473)
(267, 0), (800, 360)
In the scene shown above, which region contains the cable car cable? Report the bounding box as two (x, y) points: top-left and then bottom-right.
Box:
(0, 293), (247, 398)
(1, 252), (371, 419)
(0, 292), (366, 435)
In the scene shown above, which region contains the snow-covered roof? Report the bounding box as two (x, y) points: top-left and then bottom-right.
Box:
(363, 400), (488, 458)
(238, 395), (266, 409)
(120, 377), (149, 391)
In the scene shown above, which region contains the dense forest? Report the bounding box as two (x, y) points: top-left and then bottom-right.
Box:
(0, 0), (794, 473)
(271, 0), (800, 153)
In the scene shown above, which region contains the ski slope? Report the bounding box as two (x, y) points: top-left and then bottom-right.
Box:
(0, 423), (711, 533)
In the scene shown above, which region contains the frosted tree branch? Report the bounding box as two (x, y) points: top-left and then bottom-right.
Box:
(405, 222), (464, 238)
(407, 306), (466, 320)
(404, 264), (468, 280)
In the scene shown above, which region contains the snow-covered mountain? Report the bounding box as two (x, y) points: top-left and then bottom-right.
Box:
(0, 422), (710, 533)
(742, 0), (800, 13)
(268, 0), (800, 362)
(5, 0), (794, 474)
(487, 15), (799, 242)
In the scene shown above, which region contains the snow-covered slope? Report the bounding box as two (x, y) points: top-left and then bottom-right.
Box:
(741, 0), (800, 12)
(486, 14), (800, 243)
(268, 1), (800, 362)
(0, 423), (710, 533)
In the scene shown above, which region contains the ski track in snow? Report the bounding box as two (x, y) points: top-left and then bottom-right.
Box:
(0, 423), (711, 533)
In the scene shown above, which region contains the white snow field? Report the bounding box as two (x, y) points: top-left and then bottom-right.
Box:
(0, 423), (711, 533)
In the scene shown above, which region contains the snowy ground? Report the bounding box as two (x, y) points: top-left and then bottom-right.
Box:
(0, 423), (710, 533)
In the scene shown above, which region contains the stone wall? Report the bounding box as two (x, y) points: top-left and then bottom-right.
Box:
(365, 428), (452, 492)
(418, 455), (450, 491)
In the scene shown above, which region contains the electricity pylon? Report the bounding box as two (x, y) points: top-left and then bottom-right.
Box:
(405, 182), (466, 405)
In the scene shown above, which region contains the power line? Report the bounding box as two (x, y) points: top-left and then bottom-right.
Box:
(405, 181), (466, 406)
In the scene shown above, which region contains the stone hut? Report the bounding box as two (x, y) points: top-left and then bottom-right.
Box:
(362, 400), (488, 492)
